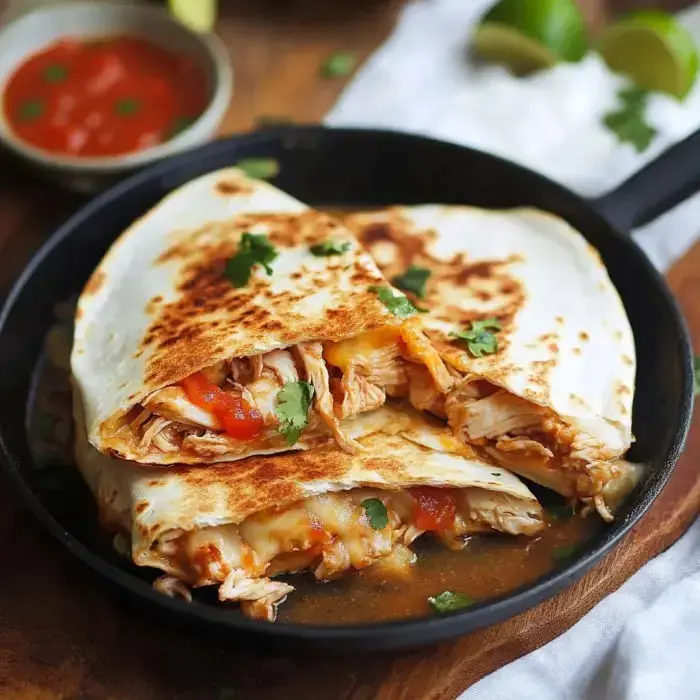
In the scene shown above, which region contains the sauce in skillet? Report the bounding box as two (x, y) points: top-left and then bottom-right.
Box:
(30, 285), (602, 625)
(3, 37), (207, 158)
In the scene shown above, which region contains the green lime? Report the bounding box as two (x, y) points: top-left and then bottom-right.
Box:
(168, 0), (218, 33)
(596, 10), (699, 99)
(472, 0), (588, 75)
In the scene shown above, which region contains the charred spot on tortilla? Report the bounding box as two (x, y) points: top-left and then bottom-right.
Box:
(579, 331), (590, 342)
(83, 269), (106, 296)
(215, 177), (254, 196)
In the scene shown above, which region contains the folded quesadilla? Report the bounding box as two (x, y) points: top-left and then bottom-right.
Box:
(73, 393), (545, 622)
(71, 168), (450, 465)
(343, 206), (637, 521)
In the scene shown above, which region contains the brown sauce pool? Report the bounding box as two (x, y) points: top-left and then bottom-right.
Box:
(30, 286), (604, 626)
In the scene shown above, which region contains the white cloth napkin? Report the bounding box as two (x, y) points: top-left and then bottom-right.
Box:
(325, 2), (700, 697)
(326, 0), (700, 271)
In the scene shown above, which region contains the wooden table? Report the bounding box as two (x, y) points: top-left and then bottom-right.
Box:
(1, 1), (698, 698)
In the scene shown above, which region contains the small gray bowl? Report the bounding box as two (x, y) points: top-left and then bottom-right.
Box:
(0, 2), (233, 192)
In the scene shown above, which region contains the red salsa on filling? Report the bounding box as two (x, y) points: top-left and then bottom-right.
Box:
(3, 36), (208, 157)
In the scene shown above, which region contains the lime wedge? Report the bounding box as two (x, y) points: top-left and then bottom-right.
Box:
(168, 0), (218, 33)
(472, 0), (588, 75)
(596, 11), (699, 99)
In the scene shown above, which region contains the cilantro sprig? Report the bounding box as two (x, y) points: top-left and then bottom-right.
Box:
(391, 265), (431, 299)
(603, 86), (657, 154)
(225, 232), (278, 288)
(275, 381), (315, 445)
(361, 498), (389, 530)
(451, 318), (502, 357)
(310, 239), (352, 257)
(370, 285), (426, 317)
(321, 52), (356, 78)
(428, 591), (474, 614)
(235, 157), (280, 180)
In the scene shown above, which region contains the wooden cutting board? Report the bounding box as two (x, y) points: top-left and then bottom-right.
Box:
(0, 1), (698, 699)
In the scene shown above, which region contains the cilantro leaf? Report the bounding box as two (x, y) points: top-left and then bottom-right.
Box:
(114, 97), (141, 116)
(275, 381), (314, 445)
(43, 64), (68, 84)
(603, 86), (657, 153)
(17, 98), (44, 122)
(552, 545), (577, 562)
(310, 239), (352, 257)
(451, 318), (502, 357)
(694, 356), (700, 396)
(370, 285), (426, 317)
(428, 591), (474, 614)
(321, 52), (356, 78)
(225, 233), (278, 288)
(361, 498), (388, 530)
(391, 265), (431, 299)
(235, 157), (280, 180)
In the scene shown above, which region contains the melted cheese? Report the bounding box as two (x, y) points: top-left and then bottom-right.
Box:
(324, 326), (402, 370)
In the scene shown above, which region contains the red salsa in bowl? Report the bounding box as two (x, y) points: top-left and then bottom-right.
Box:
(3, 36), (208, 158)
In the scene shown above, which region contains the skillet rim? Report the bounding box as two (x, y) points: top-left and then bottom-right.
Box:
(0, 126), (694, 650)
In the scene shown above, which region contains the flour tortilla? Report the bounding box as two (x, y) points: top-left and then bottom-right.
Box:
(345, 206), (637, 516)
(73, 392), (544, 619)
(71, 168), (404, 464)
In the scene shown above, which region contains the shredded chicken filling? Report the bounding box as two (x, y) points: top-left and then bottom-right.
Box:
(149, 486), (543, 621)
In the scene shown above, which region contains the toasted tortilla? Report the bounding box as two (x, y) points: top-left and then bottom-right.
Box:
(71, 168), (408, 465)
(73, 392), (544, 621)
(345, 206), (637, 518)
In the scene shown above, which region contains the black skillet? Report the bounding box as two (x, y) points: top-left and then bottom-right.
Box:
(0, 127), (695, 653)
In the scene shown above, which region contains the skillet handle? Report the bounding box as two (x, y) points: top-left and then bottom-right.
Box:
(592, 128), (700, 232)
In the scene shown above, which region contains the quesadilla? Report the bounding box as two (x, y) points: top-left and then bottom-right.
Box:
(71, 168), (451, 465)
(343, 206), (637, 521)
(73, 393), (545, 622)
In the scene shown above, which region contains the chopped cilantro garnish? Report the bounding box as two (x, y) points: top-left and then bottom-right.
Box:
(428, 591), (474, 614)
(451, 318), (502, 357)
(321, 52), (356, 78)
(310, 239), (352, 257)
(225, 232), (278, 288)
(552, 545), (577, 562)
(361, 498), (389, 530)
(17, 98), (44, 122)
(43, 64), (68, 84)
(235, 157), (280, 180)
(275, 381), (314, 445)
(391, 265), (431, 299)
(370, 285), (426, 317)
(603, 86), (657, 154)
(114, 97), (142, 116)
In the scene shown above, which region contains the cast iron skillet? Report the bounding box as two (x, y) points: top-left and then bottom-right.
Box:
(0, 127), (695, 653)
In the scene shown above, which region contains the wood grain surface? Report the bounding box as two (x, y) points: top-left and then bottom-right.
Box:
(0, 1), (698, 699)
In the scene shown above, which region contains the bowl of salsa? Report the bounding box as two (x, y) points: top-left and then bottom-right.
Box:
(0, 2), (232, 192)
